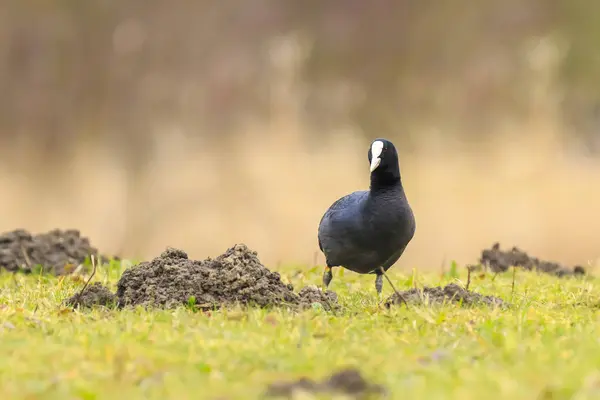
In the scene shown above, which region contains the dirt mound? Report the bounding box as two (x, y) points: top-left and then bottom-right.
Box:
(116, 245), (338, 311)
(385, 283), (505, 308)
(265, 368), (387, 398)
(297, 285), (338, 308)
(65, 282), (117, 309)
(0, 229), (108, 275)
(480, 243), (586, 277)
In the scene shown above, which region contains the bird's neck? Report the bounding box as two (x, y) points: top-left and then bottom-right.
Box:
(369, 169), (401, 192)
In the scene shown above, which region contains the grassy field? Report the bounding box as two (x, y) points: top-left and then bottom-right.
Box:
(0, 261), (598, 400)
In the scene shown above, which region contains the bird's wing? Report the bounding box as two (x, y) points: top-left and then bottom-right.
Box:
(318, 191), (370, 265)
(322, 191), (368, 218)
(318, 191), (367, 235)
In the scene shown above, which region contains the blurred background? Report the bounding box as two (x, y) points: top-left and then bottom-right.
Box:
(1, 0), (600, 270)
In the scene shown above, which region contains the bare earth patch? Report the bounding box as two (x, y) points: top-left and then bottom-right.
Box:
(385, 283), (505, 308)
(265, 368), (387, 398)
(109, 244), (338, 311)
(480, 243), (586, 277)
(64, 282), (117, 309)
(0, 229), (110, 275)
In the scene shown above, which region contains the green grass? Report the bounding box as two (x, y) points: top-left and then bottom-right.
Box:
(0, 262), (598, 400)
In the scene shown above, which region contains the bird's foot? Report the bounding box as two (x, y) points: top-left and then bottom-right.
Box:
(378, 267), (409, 308)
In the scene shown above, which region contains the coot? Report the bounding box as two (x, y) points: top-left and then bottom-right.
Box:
(317, 138), (415, 297)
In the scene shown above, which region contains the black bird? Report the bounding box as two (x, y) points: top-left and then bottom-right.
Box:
(317, 138), (415, 297)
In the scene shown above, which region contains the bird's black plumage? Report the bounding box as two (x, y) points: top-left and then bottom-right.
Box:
(317, 138), (415, 295)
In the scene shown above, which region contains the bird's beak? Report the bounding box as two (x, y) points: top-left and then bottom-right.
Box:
(370, 157), (381, 172)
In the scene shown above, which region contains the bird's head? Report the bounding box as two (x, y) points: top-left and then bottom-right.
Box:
(367, 138), (399, 173)
(367, 138), (402, 189)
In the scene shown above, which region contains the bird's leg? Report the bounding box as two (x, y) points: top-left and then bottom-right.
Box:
(375, 274), (383, 296)
(320, 266), (337, 313)
(322, 266), (333, 290)
(379, 267), (408, 307)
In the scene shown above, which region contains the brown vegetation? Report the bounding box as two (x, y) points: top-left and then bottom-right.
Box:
(1, 1), (600, 269)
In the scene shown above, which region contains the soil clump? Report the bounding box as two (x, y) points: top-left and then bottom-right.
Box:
(297, 285), (338, 308)
(115, 244), (338, 311)
(265, 368), (386, 398)
(65, 282), (117, 309)
(480, 243), (586, 277)
(0, 229), (109, 275)
(385, 283), (505, 308)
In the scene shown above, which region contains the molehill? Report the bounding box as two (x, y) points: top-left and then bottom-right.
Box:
(0, 229), (109, 275)
(480, 243), (586, 277)
(265, 368), (387, 398)
(66, 282), (117, 309)
(385, 283), (505, 308)
(69, 244), (338, 311)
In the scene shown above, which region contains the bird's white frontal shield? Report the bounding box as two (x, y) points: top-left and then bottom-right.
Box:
(370, 140), (384, 172)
